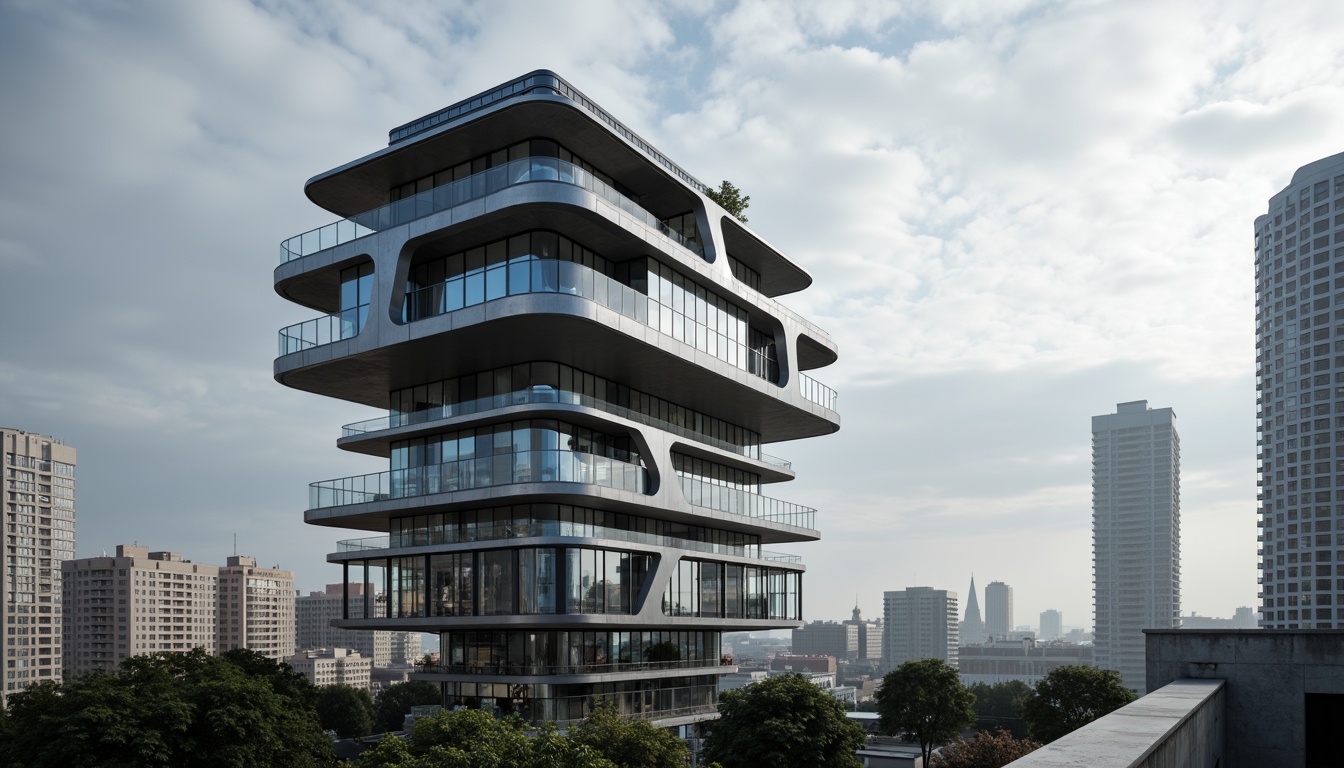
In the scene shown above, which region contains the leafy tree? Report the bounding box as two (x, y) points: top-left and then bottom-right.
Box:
(705, 180), (750, 222)
(875, 659), (977, 764)
(1019, 665), (1135, 743)
(0, 648), (333, 768)
(356, 709), (617, 768)
(568, 699), (688, 768)
(931, 728), (1041, 768)
(967, 680), (1032, 738)
(374, 679), (442, 732)
(316, 683), (376, 738)
(703, 672), (867, 768)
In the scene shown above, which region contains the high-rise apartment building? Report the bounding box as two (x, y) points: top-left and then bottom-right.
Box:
(296, 583), (419, 667)
(1039, 609), (1063, 641)
(960, 575), (985, 645)
(985, 580), (1013, 639)
(1254, 152), (1344, 630)
(883, 587), (959, 668)
(2, 428), (75, 705)
(217, 555), (295, 660)
(63, 545), (219, 676)
(274, 71), (839, 725)
(1092, 400), (1180, 694)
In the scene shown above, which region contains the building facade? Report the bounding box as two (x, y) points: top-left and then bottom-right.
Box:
(217, 555), (295, 660)
(958, 638), (1092, 686)
(1254, 152), (1344, 630)
(64, 546), (219, 675)
(274, 71), (840, 725)
(288, 647), (373, 690)
(1092, 400), (1180, 694)
(295, 583), (419, 667)
(2, 428), (75, 705)
(843, 603), (883, 661)
(1039, 609), (1063, 641)
(883, 587), (959, 668)
(791, 620), (857, 660)
(960, 575), (985, 645)
(984, 580), (1013, 640)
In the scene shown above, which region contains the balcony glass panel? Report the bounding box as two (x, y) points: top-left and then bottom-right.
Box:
(308, 450), (647, 510)
(280, 157), (702, 263)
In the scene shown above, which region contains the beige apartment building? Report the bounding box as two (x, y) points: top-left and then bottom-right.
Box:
(63, 546), (295, 676)
(63, 545), (219, 676)
(218, 555), (295, 660)
(2, 428), (76, 706)
(287, 647), (372, 689)
(296, 583), (419, 667)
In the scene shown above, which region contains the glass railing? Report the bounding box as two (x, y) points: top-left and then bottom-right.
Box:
(280, 157), (702, 263)
(387, 71), (710, 196)
(799, 373), (838, 411)
(417, 657), (729, 678)
(340, 387), (788, 469)
(278, 312), (363, 355)
(677, 476), (816, 530)
(309, 450), (647, 510)
(335, 529), (801, 564)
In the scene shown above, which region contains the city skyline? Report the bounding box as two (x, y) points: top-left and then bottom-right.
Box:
(4, 0), (1343, 630)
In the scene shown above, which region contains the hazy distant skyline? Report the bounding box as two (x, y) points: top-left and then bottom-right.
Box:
(3, 0), (1343, 630)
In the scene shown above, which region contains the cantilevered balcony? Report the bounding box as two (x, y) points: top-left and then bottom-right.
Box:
(677, 477), (816, 530)
(333, 529), (801, 564)
(309, 451), (647, 510)
(280, 157), (702, 265)
(339, 388), (792, 473)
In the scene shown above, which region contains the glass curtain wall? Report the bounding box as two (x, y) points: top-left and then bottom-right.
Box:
(436, 629), (721, 675)
(662, 558), (800, 621)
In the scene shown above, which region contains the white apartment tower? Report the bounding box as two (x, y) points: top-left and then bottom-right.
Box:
(984, 580), (1013, 640)
(63, 546), (219, 676)
(2, 429), (75, 705)
(883, 587), (959, 669)
(1255, 152), (1344, 630)
(1092, 400), (1180, 694)
(217, 555), (295, 660)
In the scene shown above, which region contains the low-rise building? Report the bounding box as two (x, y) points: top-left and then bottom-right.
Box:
(792, 621), (858, 660)
(287, 647), (372, 690)
(958, 638), (1092, 686)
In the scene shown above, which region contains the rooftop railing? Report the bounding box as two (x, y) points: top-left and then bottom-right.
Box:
(387, 70), (709, 195)
(341, 387), (788, 470)
(309, 451), (647, 510)
(280, 157), (702, 264)
(677, 476), (816, 530)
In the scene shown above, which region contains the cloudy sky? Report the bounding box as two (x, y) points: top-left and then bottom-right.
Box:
(3, 0), (1342, 634)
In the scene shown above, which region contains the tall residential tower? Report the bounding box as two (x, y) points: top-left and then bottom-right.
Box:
(273, 71), (840, 725)
(984, 580), (1013, 640)
(1091, 400), (1180, 694)
(1255, 152), (1344, 630)
(883, 587), (959, 668)
(1, 428), (75, 705)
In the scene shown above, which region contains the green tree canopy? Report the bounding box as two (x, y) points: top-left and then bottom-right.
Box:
(567, 699), (688, 768)
(1019, 665), (1136, 743)
(317, 683), (376, 738)
(875, 659), (977, 764)
(702, 672), (867, 768)
(705, 180), (750, 222)
(374, 680), (443, 733)
(967, 680), (1032, 738)
(931, 728), (1041, 768)
(0, 648), (333, 768)
(356, 709), (617, 768)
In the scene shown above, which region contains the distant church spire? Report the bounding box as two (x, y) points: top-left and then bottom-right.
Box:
(961, 574), (985, 645)
(852, 595), (862, 622)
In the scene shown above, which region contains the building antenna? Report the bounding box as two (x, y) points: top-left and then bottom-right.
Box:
(233, 533), (237, 556)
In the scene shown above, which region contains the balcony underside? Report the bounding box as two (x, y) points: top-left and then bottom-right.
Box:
(305, 485), (820, 544)
(275, 300), (839, 443)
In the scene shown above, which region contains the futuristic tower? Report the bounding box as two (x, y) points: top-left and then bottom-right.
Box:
(274, 71), (840, 725)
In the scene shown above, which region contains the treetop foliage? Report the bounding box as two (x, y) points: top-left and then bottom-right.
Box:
(875, 659), (977, 765)
(702, 672), (867, 768)
(1019, 665), (1136, 743)
(705, 180), (750, 222)
(931, 728), (1041, 768)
